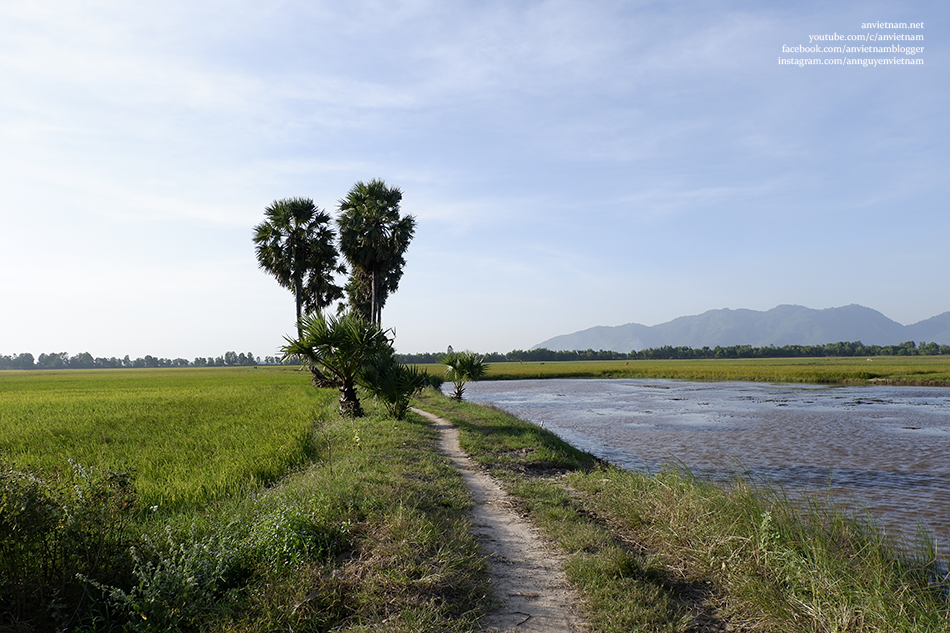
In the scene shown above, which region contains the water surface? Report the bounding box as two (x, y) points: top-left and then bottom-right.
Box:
(456, 379), (950, 544)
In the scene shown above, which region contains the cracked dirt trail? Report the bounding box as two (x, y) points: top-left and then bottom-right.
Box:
(412, 408), (588, 633)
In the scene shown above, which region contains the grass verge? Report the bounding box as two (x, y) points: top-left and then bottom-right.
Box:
(196, 405), (490, 633)
(414, 389), (950, 632)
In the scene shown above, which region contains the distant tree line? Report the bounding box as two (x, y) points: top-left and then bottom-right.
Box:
(627, 340), (949, 359)
(7, 340), (946, 371)
(0, 351), (298, 370)
(395, 348), (632, 364)
(395, 341), (948, 364)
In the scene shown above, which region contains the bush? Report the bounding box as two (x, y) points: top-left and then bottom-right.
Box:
(91, 527), (242, 630)
(0, 460), (136, 630)
(90, 498), (351, 630)
(439, 350), (487, 400)
(360, 355), (430, 419)
(243, 500), (351, 567)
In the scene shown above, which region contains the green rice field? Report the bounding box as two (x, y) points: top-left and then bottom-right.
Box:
(420, 355), (950, 385)
(0, 367), (332, 508)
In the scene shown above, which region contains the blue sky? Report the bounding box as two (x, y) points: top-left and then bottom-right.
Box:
(1, 0), (946, 358)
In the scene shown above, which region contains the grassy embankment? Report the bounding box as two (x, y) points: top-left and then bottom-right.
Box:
(414, 390), (950, 632)
(418, 355), (950, 385)
(0, 368), (489, 632)
(2, 367), (948, 631)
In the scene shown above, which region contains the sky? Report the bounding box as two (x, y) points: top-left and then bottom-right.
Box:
(1, 0), (947, 359)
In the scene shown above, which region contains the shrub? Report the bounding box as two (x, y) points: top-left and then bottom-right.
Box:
(360, 355), (430, 419)
(0, 460), (136, 630)
(89, 499), (351, 630)
(90, 527), (241, 630)
(439, 350), (487, 400)
(243, 500), (351, 567)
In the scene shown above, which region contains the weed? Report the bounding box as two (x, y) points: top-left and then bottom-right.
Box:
(0, 460), (136, 630)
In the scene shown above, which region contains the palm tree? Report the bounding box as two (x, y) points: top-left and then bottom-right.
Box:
(440, 350), (487, 401)
(253, 198), (344, 338)
(281, 312), (393, 417)
(337, 180), (416, 326)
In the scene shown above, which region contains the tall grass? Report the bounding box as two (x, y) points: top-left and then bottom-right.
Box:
(568, 469), (949, 632)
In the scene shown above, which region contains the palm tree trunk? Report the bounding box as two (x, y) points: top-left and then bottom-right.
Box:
(339, 380), (364, 417)
(371, 269), (380, 326)
(294, 276), (304, 339)
(294, 274), (333, 384)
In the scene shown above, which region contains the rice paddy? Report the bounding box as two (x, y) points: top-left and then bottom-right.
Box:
(0, 367), (332, 507)
(418, 355), (950, 385)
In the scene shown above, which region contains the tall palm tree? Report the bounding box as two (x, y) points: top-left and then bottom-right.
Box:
(253, 197), (344, 338)
(337, 180), (416, 326)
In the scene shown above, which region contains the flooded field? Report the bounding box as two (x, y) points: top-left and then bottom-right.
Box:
(456, 379), (950, 544)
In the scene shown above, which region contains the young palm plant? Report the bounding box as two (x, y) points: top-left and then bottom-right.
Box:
(439, 350), (487, 401)
(358, 354), (430, 420)
(282, 313), (392, 417)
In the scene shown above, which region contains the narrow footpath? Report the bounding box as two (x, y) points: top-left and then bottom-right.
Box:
(411, 408), (589, 633)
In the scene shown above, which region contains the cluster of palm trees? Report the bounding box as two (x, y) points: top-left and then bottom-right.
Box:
(253, 180), (414, 331)
(253, 179), (425, 417)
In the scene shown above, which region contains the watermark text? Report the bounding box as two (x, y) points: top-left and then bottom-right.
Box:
(779, 22), (925, 68)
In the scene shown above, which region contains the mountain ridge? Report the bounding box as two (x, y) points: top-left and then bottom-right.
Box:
(533, 305), (950, 352)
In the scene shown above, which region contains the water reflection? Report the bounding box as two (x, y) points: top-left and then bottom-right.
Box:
(455, 379), (950, 544)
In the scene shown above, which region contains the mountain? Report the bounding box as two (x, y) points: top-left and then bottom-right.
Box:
(533, 305), (950, 352)
(905, 311), (950, 343)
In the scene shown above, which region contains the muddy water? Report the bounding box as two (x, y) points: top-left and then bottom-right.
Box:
(456, 379), (950, 545)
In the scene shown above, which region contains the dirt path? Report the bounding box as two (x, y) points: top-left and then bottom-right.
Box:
(411, 408), (589, 632)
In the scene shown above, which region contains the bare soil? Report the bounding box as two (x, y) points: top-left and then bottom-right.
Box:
(412, 408), (589, 632)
